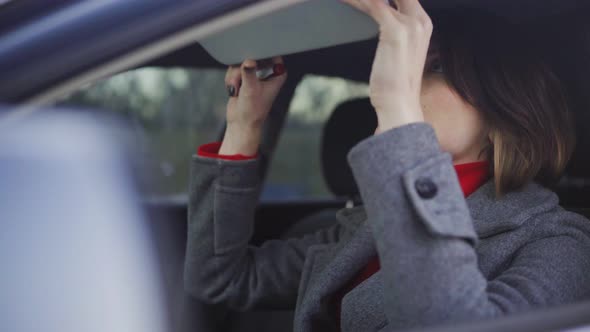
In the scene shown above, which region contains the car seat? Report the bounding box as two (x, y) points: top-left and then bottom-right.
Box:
(279, 97), (377, 239)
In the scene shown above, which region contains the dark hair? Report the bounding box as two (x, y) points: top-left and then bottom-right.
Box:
(431, 9), (576, 196)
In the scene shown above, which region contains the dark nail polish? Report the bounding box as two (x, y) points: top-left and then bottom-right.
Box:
(227, 85), (236, 97)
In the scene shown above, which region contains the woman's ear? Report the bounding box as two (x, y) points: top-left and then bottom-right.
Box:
(477, 129), (494, 161)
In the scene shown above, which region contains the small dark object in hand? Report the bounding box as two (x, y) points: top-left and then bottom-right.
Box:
(227, 85), (236, 97)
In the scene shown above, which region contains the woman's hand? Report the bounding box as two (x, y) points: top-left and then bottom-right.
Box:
(220, 57), (287, 156)
(341, 0), (432, 133)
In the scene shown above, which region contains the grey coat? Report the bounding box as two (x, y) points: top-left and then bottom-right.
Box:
(184, 123), (590, 331)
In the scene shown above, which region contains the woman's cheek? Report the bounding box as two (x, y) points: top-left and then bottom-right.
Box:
(420, 76), (480, 156)
(420, 77), (455, 137)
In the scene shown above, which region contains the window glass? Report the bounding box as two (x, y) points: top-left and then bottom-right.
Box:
(56, 70), (369, 202)
(261, 75), (369, 202)
(56, 67), (227, 198)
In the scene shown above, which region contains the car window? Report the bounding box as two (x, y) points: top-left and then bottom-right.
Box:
(56, 69), (369, 202)
(56, 67), (228, 199)
(261, 75), (369, 202)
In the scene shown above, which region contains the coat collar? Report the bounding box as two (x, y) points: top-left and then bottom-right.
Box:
(466, 179), (559, 237)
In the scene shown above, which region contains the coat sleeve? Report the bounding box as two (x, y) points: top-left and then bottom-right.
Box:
(183, 155), (340, 311)
(347, 122), (590, 329)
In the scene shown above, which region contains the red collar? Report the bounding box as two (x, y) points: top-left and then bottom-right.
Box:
(454, 161), (490, 197)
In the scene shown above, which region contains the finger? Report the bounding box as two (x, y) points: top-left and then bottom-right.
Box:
(224, 64), (241, 86)
(397, 0), (432, 35)
(341, 0), (398, 26)
(270, 56), (284, 65)
(388, 0), (399, 10)
(397, 0), (428, 18)
(239, 59), (259, 94)
(225, 65), (241, 97)
(242, 58), (257, 69)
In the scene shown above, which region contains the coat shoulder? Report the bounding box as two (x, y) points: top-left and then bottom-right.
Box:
(523, 203), (590, 241)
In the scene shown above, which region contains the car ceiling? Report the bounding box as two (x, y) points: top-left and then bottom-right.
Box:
(422, 0), (588, 21)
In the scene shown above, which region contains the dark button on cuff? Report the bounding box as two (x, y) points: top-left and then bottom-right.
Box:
(415, 177), (437, 199)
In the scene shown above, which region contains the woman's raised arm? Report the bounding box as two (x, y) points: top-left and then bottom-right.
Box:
(184, 153), (341, 310)
(183, 57), (340, 310)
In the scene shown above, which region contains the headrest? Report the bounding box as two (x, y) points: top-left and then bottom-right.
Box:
(321, 98), (377, 198)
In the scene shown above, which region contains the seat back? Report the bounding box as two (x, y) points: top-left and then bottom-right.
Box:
(281, 98), (376, 239)
(321, 97), (377, 204)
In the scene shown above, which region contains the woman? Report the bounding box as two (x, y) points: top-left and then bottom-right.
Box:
(184, 1), (590, 331)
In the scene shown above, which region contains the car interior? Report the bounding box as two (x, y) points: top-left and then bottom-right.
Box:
(144, 7), (590, 330)
(2, 1), (590, 331)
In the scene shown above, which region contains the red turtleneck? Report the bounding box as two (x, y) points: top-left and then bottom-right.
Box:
(197, 142), (258, 160)
(332, 160), (490, 328)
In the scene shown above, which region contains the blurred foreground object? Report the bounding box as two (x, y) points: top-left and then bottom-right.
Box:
(0, 110), (169, 332)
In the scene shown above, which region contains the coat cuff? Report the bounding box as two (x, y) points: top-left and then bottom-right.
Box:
(197, 142), (258, 161)
(193, 154), (260, 189)
(347, 123), (477, 243)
